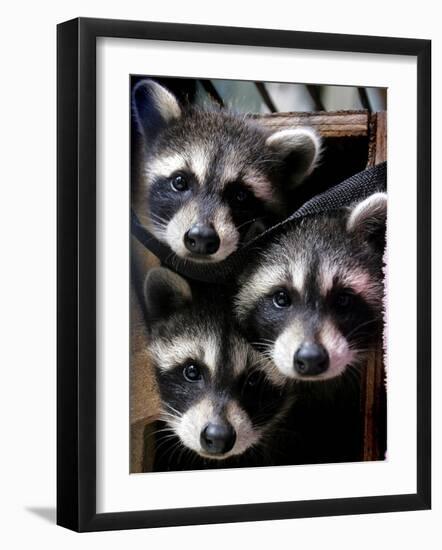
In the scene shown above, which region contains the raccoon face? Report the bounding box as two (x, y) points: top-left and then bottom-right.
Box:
(132, 79), (321, 263)
(144, 268), (290, 460)
(235, 193), (387, 382)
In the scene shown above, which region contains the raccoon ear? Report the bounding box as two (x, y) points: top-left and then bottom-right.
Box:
(132, 80), (182, 142)
(143, 267), (192, 322)
(346, 192), (387, 247)
(265, 128), (321, 185)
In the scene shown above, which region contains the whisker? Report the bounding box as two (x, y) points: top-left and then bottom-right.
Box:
(235, 217), (265, 232)
(345, 317), (382, 340)
(162, 402), (183, 416)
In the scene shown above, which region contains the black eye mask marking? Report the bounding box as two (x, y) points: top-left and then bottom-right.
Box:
(327, 286), (381, 346)
(222, 182), (273, 239)
(156, 360), (210, 416)
(241, 286), (299, 348)
(330, 287), (356, 312)
(241, 276), (380, 359)
(148, 171), (196, 225)
(224, 182), (255, 209)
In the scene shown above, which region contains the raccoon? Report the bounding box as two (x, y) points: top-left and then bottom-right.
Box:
(235, 192), (387, 382)
(132, 79), (321, 263)
(143, 267), (291, 470)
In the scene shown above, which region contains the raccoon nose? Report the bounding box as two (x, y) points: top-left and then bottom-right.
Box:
(294, 342), (329, 376)
(184, 224), (220, 255)
(200, 421), (236, 455)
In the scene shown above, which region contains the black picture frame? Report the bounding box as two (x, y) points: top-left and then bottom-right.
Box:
(57, 17), (431, 532)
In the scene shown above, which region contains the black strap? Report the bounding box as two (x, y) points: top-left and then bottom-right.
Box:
(131, 162), (387, 284)
(131, 210), (173, 260)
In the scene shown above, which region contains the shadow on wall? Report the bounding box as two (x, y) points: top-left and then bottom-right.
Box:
(25, 506), (56, 524)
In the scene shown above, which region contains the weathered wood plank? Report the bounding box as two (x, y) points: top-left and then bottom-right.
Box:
(374, 111), (387, 165)
(252, 110), (370, 137)
(367, 111), (387, 166)
(361, 344), (386, 461)
(363, 110), (387, 461)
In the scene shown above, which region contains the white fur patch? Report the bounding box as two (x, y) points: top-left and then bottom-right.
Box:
(146, 146), (210, 187)
(211, 205), (239, 262)
(236, 253), (307, 320)
(271, 317), (356, 381)
(220, 163), (239, 184)
(347, 192), (387, 233)
(318, 318), (355, 380)
(318, 259), (338, 295)
(272, 320), (305, 379)
(341, 268), (382, 308)
(175, 397), (213, 455)
(149, 81), (182, 123)
(265, 127), (322, 183)
(164, 202), (239, 262)
(150, 333), (219, 373)
(235, 263), (288, 320)
(165, 201), (199, 257)
(146, 154), (186, 181)
(173, 398), (261, 460)
(225, 401), (261, 455)
(203, 337), (219, 375)
(187, 146), (210, 185)
(243, 171), (279, 207)
(149, 336), (197, 372)
(318, 261), (381, 307)
(289, 257), (307, 294)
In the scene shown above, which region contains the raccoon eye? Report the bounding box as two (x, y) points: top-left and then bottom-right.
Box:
(171, 173), (188, 192)
(234, 188), (250, 203)
(183, 363), (202, 382)
(334, 291), (354, 310)
(226, 183), (252, 206)
(246, 370), (262, 387)
(272, 289), (291, 309)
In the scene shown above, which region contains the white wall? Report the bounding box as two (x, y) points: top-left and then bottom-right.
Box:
(0, 1), (439, 548)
